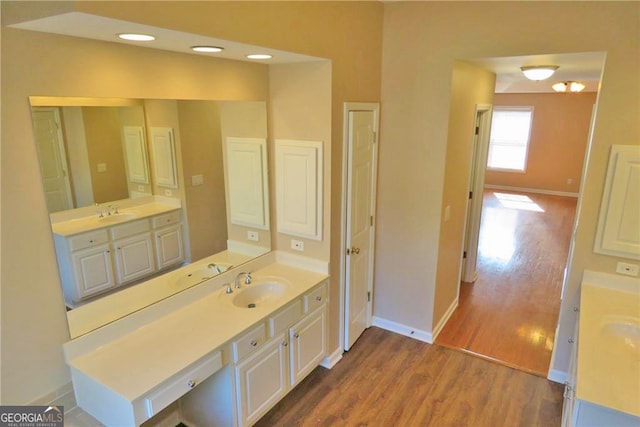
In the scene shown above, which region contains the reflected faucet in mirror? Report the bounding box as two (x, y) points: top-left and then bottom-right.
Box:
(29, 97), (272, 338)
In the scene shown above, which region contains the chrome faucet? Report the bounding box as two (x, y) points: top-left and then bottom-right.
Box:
(107, 205), (119, 215)
(208, 263), (222, 274)
(223, 282), (233, 294)
(234, 272), (252, 289)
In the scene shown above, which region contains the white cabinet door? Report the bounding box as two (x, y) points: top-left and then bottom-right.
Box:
(72, 244), (115, 299)
(289, 306), (327, 387)
(154, 224), (184, 270)
(150, 127), (178, 188)
(235, 334), (289, 427)
(113, 233), (156, 285)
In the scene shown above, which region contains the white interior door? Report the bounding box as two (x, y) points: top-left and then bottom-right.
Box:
(344, 106), (378, 351)
(31, 108), (73, 212)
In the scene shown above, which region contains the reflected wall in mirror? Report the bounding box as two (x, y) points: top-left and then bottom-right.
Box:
(29, 97), (272, 338)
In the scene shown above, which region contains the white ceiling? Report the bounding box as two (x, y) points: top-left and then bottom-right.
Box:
(11, 11), (605, 93)
(10, 12), (325, 64)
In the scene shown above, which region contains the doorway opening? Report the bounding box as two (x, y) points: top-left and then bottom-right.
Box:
(436, 52), (604, 376)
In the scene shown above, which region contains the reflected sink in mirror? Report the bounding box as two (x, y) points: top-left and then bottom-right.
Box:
(225, 281), (288, 309)
(98, 212), (137, 223)
(601, 316), (640, 353)
(175, 263), (234, 288)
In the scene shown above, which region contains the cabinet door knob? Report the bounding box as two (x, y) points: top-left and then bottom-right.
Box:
(250, 340), (258, 347)
(89, 239), (94, 243)
(293, 333), (300, 339)
(568, 338), (574, 344)
(106, 250), (110, 254)
(315, 296), (322, 302)
(282, 341), (288, 347)
(187, 380), (196, 389)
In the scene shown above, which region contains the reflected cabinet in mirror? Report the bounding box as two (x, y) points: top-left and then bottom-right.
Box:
(29, 97), (271, 338)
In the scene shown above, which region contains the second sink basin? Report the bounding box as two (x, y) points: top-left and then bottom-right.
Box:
(601, 316), (640, 353)
(98, 212), (137, 223)
(229, 282), (287, 309)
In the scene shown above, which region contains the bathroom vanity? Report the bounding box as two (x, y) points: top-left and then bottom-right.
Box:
(561, 270), (640, 426)
(63, 254), (329, 426)
(51, 200), (185, 305)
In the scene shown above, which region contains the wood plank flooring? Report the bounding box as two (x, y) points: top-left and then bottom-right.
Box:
(257, 327), (563, 426)
(436, 190), (577, 376)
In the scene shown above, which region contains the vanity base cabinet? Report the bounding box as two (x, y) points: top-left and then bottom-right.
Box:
(112, 233), (156, 285)
(72, 244), (115, 299)
(154, 224), (185, 270)
(235, 333), (289, 427)
(290, 305), (327, 387)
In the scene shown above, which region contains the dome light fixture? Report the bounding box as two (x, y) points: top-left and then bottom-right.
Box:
(246, 54), (273, 60)
(191, 46), (224, 53)
(117, 33), (156, 42)
(520, 65), (559, 81)
(552, 81), (586, 93)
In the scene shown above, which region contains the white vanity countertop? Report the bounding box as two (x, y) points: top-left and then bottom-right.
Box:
(51, 202), (180, 236)
(66, 262), (327, 402)
(577, 270), (640, 417)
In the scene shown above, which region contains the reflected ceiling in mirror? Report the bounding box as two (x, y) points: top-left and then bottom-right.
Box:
(29, 97), (272, 338)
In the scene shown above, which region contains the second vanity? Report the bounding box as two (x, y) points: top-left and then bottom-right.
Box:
(63, 253), (329, 426)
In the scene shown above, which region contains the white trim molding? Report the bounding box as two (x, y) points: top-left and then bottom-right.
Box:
(372, 316), (432, 344)
(431, 297), (458, 341)
(548, 369), (567, 384)
(484, 184), (578, 198)
(320, 347), (344, 369)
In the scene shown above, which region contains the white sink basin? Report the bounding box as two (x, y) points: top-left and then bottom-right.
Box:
(601, 316), (640, 353)
(98, 213), (137, 223)
(227, 282), (287, 309)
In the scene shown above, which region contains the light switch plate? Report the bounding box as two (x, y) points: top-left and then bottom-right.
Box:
(616, 262), (639, 277)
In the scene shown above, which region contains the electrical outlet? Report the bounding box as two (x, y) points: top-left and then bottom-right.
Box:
(291, 239), (304, 252)
(191, 174), (204, 186)
(567, 178), (574, 185)
(616, 262), (639, 277)
(247, 231), (259, 242)
(97, 162), (107, 173)
(164, 189), (173, 197)
(137, 185), (145, 192)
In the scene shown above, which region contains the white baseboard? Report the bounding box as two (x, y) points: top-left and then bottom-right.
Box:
(484, 184), (578, 198)
(320, 347), (343, 369)
(547, 369), (567, 384)
(372, 316), (432, 344)
(29, 382), (77, 413)
(431, 297), (458, 341)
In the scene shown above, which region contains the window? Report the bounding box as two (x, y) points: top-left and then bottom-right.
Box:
(487, 106), (534, 171)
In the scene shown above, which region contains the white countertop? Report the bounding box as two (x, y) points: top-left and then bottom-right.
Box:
(577, 270), (640, 417)
(66, 262), (327, 402)
(51, 202), (180, 236)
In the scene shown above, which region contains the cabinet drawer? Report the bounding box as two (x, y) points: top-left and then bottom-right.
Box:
(269, 300), (302, 338)
(152, 211), (181, 228)
(69, 230), (108, 252)
(145, 351), (222, 418)
(304, 282), (328, 313)
(233, 322), (267, 363)
(110, 219), (150, 240)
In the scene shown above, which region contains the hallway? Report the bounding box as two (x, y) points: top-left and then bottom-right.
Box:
(436, 190), (577, 376)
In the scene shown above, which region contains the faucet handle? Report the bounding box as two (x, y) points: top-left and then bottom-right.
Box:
(245, 272), (252, 284)
(223, 283), (233, 294)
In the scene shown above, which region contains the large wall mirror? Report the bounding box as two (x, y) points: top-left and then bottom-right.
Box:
(29, 97), (271, 338)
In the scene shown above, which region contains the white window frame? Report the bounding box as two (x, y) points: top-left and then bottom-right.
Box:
(486, 106), (534, 173)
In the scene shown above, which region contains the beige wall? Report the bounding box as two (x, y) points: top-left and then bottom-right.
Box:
(485, 92), (597, 194)
(433, 62), (495, 330)
(1, 1), (383, 404)
(82, 107), (129, 203)
(379, 1), (639, 378)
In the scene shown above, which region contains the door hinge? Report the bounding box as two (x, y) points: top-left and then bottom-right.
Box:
(346, 247), (351, 255)
(469, 191), (473, 200)
(372, 131), (377, 144)
(370, 215), (374, 226)
(367, 291), (371, 302)
(475, 126), (479, 135)
(463, 251), (467, 259)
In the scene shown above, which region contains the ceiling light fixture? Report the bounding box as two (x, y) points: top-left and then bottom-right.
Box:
(552, 81), (586, 93)
(246, 54), (273, 60)
(520, 65), (559, 81)
(191, 46), (224, 53)
(118, 33), (155, 42)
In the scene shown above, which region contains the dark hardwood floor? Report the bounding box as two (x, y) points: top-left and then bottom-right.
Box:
(436, 191), (577, 376)
(257, 327), (563, 426)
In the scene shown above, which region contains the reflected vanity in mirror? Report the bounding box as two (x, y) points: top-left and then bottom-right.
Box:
(29, 97), (271, 338)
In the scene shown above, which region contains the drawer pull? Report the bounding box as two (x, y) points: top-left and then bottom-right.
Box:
(315, 296), (322, 302)
(250, 340), (258, 347)
(187, 380), (196, 389)
(89, 239), (94, 243)
(294, 333), (300, 339)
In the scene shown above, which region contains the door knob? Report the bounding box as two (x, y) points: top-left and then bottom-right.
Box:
(351, 247), (360, 254)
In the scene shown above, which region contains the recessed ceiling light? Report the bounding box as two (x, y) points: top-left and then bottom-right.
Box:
(191, 46), (224, 53)
(118, 33), (156, 42)
(246, 54), (273, 60)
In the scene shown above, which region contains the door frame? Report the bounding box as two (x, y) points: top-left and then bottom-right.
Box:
(460, 104), (493, 284)
(339, 102), (380, 352)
